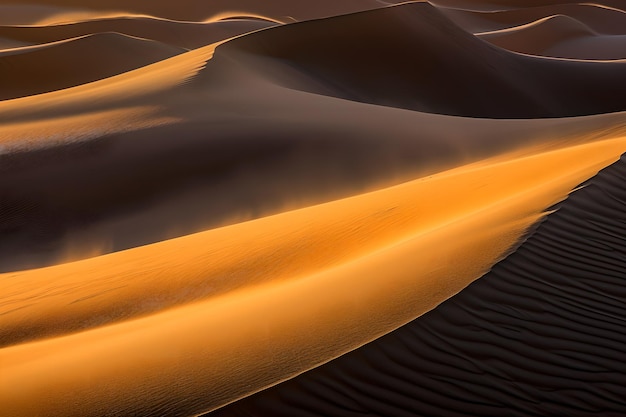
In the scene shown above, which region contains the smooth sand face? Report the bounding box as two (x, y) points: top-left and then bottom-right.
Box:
(1, 0), (625, 416)
(2, 135), (626, 416)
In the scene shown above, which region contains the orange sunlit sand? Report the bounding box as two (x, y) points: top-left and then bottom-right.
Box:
(1, 0), (625, 416)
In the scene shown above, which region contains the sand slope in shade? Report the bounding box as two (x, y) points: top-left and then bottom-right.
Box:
(212, 152), (626, 417)
(478, 15), (626, 60)
(1, 137), (625, 416)
(0, 32), (185, 100)
(440, 3), (626, 35)
(432, 0), (625, 12)
(2, 3), (625, 272)
(218, 2), (626, 117)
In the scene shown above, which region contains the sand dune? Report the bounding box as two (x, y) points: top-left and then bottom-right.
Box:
(478, 14), (626, 59)
(0, 0), (407, 24)
(2, 137), (625, 416)
(0, 5), (111, 25)
(0, 18), (276, 51)
(1, 0), (625, 416)
(217, 2), (626, 117)
(432, 0), (625, 12)
(213, 152), (626, 417)
(1, 3), (623, 272)
(0, 32), (184, 100)
(2, 48), (624, 271)
(440, 2), (626, 34)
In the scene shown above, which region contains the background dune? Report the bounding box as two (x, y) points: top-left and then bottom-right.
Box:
(0, 33), (184, 100)
(0, 0), (625, 416)
(478, 14), (626, 59)
(0, 18), (276, 51)
(440, 3), (626, 35)
(0, 0), (409, 24)
(432, 0), (625, 12)
(217, 3), (626, 117)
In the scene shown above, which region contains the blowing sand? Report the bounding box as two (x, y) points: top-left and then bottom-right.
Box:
(1, 0), (625, 416)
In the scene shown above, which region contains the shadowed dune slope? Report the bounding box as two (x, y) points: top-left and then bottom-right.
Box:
(440, 3), (626, 35)
(478, 15), (626, 60)
(0, 32), (184, 100)
(1, 78), (623, 271)
(0, 18), (276, 51)
(217, 2), (626, 118)
(210, 153), (626, 417)
(432, 0), (625, 12)
(1, 0), (625, 271)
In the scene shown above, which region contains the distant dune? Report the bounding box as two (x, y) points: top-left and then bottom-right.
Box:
(440, 3), (626, 34)
(478, 14), (626, 59)
(218, 3), (626, 117)
(0, 18), (276, 50)
(0, 0), (409, 24)
(0, 32), (184, 100)
(0, 0), (625, 416)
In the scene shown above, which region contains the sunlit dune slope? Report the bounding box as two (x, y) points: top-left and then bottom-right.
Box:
(0, 18), (276, 51)
(1, 136), (625, 416)
(212, 153), (626, 417)
(218, 2), (626, 117)
(478, 15), (626, 60)
(0, 32), (184, 100)
(0, 40), (216, 123)
(1, 67), (624, 271)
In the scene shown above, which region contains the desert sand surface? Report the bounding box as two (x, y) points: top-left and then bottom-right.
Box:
(0, 0), (625, 416)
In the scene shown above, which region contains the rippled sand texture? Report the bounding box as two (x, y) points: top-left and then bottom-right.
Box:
(1, 1), (625, 416)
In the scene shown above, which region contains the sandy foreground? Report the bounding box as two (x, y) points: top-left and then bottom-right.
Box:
(0, 0), (625, 416)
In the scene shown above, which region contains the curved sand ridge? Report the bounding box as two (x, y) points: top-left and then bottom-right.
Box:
(0, 17), (277, 51)
(213, 152), (626, 417)
(0, 32), (185, 101)
(478, 14), (626, 59)
(2, 4), (625, 272)
(431, 0), (625, 12)
(1, 136), (626, 416)
(217, 2), (626, 118)
(439, 2), (626, 34)
(0, 0), (408, 24)
(0, 40), (216, 122)
(2, 61), (625, 271)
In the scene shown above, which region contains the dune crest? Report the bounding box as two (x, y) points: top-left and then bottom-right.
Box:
(2, 135), (626, 415)
(213, 153), (626, 417)
(0, 17), (276, 51)
(215, 2), (626, 117)
(478, 14), (626, 59)
(0, 32), (186, 101)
